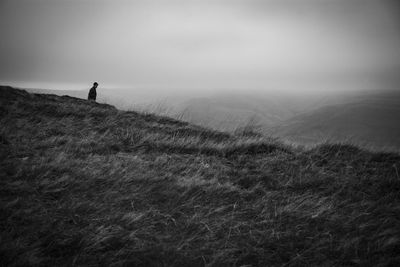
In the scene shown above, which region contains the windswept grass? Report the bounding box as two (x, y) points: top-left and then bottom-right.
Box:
(1, 86), (400, 266)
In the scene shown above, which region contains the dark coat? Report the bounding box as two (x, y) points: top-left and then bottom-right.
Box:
(88, 87), (97, 100)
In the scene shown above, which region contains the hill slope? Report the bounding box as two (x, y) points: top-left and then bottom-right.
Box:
(1, 86), (400, 266)
(269, 90), (400, 150)
(176, 93), (304, 131)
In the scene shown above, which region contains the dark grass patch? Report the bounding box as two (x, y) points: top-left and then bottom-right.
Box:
(225, 142), (291, 157)
(0, 133), (9, 145)
(141, 112), (189, 127)
(312, 143), (365, 160)
(132, 139), (290, 158)
(147, 125), (232, 142)
(0, 86), (31, 100)
(369, 151), (400, 163)
(0, 105), (9, 117)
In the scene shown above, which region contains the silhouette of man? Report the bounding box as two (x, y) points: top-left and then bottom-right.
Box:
(88, 82), (98, 101)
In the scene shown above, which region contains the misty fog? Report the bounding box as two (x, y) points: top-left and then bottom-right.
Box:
(1, 0), (400, 92)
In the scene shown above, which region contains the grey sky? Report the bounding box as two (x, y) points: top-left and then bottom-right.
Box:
(1, 0), (400, 92)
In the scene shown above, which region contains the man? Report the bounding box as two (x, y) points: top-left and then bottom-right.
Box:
(88, 82), (98, 101)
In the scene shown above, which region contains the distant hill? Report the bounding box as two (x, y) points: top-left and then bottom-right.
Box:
(175, 90), (400, 150)
(174, 92), (334, 131)
(269, 90), (400, 150)
(1, 85), (400, 266)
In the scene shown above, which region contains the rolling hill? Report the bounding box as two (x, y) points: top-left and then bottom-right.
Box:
(269, 90), (400, 150)
(175, 94), (298, 132)
(1, 85), (400, 266)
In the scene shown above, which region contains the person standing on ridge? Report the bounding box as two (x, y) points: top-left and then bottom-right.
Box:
(88, 82), (98, 101)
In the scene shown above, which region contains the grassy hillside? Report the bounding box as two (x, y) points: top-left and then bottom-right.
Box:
(1, 85), (400, 266)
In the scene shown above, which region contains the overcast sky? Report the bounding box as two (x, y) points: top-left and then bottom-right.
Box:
(1, 0), (400, 92)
